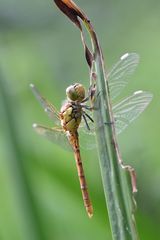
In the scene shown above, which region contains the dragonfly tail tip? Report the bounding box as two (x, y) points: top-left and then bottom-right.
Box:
(87, 205), (93, 218)
(88, 212), (93, 218)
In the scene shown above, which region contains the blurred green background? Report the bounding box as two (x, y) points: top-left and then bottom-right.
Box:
(0, 0), (159, 239)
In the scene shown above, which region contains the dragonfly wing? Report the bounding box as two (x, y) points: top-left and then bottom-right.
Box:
(79, 127), (96, 150)
(33, 123), (71, 151)
(30, 84), (60, 124)
(78, 113), (97, 150)
(108, 53), (139, 101)
(113, 91), (153, 135)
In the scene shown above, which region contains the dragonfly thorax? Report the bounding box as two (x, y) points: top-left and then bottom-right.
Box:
(66, 83), (85, 102)
(60, 101), (82, 133)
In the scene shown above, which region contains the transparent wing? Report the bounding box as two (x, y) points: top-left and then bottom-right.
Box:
(79, 126), (96, 150)
(113, 91), (153, 135)
(108, 53), (139, 101)
(33, 123), (71, 150)
(78, 90), (153, 147)
(30, 84), (60, 124)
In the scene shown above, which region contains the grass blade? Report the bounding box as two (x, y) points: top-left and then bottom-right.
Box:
(53, 1), (139, 239)
(0, 72), (44, 240)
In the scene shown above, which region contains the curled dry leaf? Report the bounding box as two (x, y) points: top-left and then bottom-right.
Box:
(54, 0), (93, 68)
(54, 0), (87, 29)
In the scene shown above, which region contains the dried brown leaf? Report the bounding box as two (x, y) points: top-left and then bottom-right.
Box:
(54, 0), (88, 29)
(54, 0), (93, 68)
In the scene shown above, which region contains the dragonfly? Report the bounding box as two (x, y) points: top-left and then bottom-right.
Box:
(30, 53), (153, 218)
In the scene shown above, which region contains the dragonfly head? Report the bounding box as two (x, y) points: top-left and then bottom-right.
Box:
(66, 83), (85, 102)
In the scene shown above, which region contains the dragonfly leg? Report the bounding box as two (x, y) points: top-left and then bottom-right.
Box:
(83, 111), (94, 123)
(82, 114), (90, 131)
(81, 104), (94, 111)
(81, 95), (100, 111)
(82, 111), (94, 131)
(81, 95), (90, 103)
(88, 90), (102, 110)
(81, 84), (95, 103)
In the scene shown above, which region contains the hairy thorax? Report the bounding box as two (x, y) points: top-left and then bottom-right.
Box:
(60, 102), (82, 133)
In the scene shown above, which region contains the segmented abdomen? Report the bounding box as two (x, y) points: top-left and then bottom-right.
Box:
(69, 132), (93, 218)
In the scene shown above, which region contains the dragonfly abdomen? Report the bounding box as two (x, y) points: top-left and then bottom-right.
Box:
(70, 133), (93, 218)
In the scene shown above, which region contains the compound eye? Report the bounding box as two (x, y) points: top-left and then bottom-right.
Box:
(66, 83), (85, 101)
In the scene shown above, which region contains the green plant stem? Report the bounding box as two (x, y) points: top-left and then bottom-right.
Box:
(84, 20), (139, 240)
(53, 1), (139, 239)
